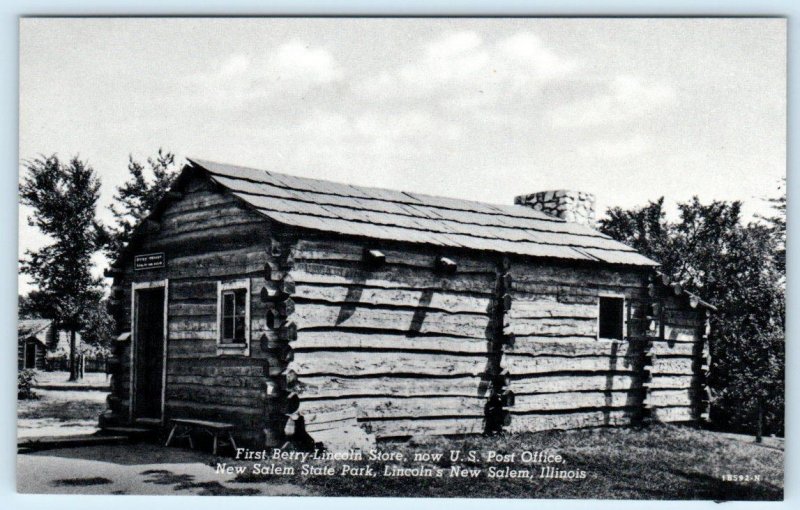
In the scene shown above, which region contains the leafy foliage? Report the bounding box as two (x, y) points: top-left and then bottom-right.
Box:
(106, 149), (178, 260)
(17, 369), (38, 400)
(79, 293), (116, 350)
(599, 190), (785, 435)
(20, 155), (105, 332)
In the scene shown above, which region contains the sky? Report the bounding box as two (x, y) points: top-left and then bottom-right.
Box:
(18, 18), (786, 294)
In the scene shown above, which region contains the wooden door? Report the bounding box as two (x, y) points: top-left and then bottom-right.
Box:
(24, 341), (36, 369)
(134, 287), (165, 420)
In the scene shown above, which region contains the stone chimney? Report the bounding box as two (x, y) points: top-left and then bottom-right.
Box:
(514, 190), (596, 226)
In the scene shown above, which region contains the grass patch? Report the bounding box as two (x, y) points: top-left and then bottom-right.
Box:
(18, 390), (107, 422)
(234, 424), (782, 500)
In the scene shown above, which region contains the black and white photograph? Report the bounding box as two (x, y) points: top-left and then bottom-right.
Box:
(16, 17), (786, 499)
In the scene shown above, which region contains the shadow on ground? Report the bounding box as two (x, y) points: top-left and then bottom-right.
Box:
(141, 469), (261, 495)
(23, 442), (213, 466)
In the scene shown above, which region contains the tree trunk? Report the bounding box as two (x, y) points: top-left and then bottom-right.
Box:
(68, 329), (81, 381)
(756, 401), (763, 444)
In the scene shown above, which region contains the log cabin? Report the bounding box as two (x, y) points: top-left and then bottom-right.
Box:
(18, 319), (52, 371)
(99, 158), (715, 448)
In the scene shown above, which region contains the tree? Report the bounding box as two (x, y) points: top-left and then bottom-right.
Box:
(599, 195), (785, 436)
(20, 155), (105, 381)
(80, 294), (116, 351)
(760, 178), (786, 275)
(107, 149), (178, 260)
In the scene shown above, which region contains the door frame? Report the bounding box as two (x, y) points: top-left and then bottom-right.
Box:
(130, 279), (169, 423)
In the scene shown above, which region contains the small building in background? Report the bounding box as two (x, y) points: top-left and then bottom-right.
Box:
(18, 319), (52, 370)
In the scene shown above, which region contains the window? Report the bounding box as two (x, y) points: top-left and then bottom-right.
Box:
(598, 296), (625, 340)
(221, 289), (247, 344)
(217, 279), (250, 355)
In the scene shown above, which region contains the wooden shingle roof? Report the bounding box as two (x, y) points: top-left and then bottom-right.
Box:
(18, 318), (52, 345)
(187, 158), (658, 267)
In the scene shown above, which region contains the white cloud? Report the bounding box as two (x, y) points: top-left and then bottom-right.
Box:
(578, 134), (653, 159)
(269, 40), (342, 84)
(551, 75), (675, 128)
(356, 31), (575, 105)
(191, 41), (342, 107)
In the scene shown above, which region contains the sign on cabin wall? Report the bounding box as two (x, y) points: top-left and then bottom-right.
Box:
(134, 252), (165, 270)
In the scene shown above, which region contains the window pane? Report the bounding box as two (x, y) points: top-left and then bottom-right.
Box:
(234, 316), (246, 343)
(222, 317), (234, 342)
(599, 297), (624, 340)
(223, 292), (235, 318)
(234, 289), (246, 317)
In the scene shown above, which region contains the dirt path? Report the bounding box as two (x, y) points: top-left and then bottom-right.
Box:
(17, 443), (312, 496)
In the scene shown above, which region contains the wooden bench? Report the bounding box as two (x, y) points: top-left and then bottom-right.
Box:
(164, 418), (237, 455)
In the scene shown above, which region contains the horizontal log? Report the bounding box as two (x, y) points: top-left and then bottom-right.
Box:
(648, 388), (707, 407)
(293, 238), (497, 274)
(507, 409), (631, 433)
(302, 406), (358, 425)
(168, 340), (217, 357)
(169, 362), (265, 377)
(292, 331), (492, 354)
(167, 330), (218, 341)
(505, 317), (596, 337)
(509, 374), (642, 395)
(166, 386), (265, 407)
(164, 248), (271, 280)
(294, 303), (491, 339)
(503, 354), (643, 376)
(649, 339), (702, 357)
(650, 406), (697, 423)
(508, 300), (597, 320)
(160, 201), (249, 227)
(167, 374), (268, 390)
(165, 400), (265, 417)
(168, 317), (269, 335)
(367, 417), (486, 439)
(505, 338), (647, 358)
(511, 265), (648, 288)
(161, 189), (234, 215)
(299, 395), (487, 420)
(169, 302), (216, 317)
(293, 284), (491, 315)
(651, 358), (702, 376)
(158, 207), (260, 238)
(292, 263), (495, 294)
(288, 351), (490, 378)
(138, 223), (270, 257)
(293, 375), (489, 399)
(513, 390), (643, 413)
(648, 374), (703, 389)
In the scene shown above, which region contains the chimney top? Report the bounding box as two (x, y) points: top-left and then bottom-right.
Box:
(515, 190), (596, 227)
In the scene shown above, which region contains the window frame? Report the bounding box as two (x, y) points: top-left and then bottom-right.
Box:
(596, 292), (626, 341)
(216, 279), (251, 356)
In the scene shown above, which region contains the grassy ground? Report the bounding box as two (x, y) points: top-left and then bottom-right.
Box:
(18, 389), (107, 422)
(18, 388), (107, 438)
(33, 371), (110, 388)
(234, 424), (783, 500)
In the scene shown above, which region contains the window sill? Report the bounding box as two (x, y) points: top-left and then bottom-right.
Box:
(216, 344), (249, 356)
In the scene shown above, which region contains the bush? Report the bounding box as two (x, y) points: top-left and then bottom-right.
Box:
(18, 369), (38, 400)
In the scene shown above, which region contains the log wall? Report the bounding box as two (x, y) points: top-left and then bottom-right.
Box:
(499, 262), (709, 432)
(281, 238), (499, 441)
(103, 176), (280, 444)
